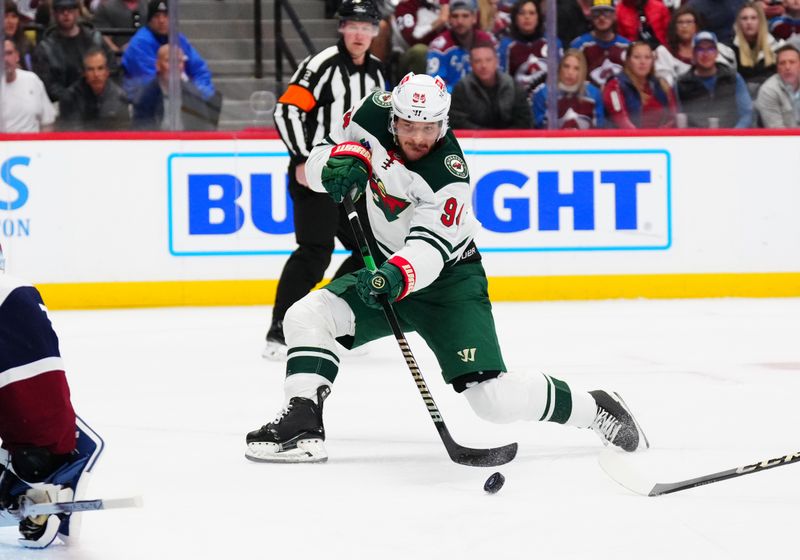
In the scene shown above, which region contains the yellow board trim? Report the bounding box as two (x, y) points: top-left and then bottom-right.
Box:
(35, 273), (800, 310)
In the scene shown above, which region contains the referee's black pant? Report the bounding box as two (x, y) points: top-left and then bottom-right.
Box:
(270, 161), (366, 326)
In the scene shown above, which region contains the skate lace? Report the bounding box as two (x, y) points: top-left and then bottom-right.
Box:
(270, 402), (293, 425)
(591, 407), (621, 444)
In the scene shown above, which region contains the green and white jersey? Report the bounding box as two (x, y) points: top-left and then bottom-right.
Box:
(305, 90), (480, 296)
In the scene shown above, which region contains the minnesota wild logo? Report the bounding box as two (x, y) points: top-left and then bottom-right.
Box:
(369, 177), (410, 222)
(444, 154), (468, 179)
(372, 91), (393, 108)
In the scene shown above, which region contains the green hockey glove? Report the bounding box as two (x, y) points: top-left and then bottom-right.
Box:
(355, 262), (407, 310)
(320, 142), (372, 203)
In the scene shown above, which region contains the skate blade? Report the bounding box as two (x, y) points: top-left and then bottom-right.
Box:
(245, 439), (328, 463)
(261, 341), (288, 361)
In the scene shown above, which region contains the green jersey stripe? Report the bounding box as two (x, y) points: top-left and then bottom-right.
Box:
(409, 225), (455, 253)
(288, 346), (340, 364)
(405, 235), (449, 264)
(286, 355), (339, 383)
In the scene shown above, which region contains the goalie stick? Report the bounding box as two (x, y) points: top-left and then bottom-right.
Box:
(0, 496), (143, 527)
(599, 448), (800, 496)
(343, 195), (517, 467)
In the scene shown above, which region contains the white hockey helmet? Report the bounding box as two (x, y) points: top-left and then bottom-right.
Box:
(390, 73), (451, 140)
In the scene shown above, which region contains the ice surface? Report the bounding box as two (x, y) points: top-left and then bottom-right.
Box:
(2, 298), (799, 560)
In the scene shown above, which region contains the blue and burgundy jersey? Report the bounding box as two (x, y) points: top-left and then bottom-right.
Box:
(570, 33), (631, 88)
(0, 275), (75, 454)
(769, 16), (800, 41)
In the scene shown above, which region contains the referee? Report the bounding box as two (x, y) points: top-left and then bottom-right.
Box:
(265, 0), (387, 359)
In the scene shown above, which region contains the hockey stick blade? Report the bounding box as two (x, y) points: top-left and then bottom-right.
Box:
(19, 496), (143, 517)
(443, 432), (518, 467)
(600, 448), (800, 496)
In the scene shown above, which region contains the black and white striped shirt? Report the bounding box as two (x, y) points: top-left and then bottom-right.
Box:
(273, 39), (386, 162)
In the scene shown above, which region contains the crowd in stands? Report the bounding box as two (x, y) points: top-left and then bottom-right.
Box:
(374, 0), (800, 129)
(1, 0), (220, 132)
(3, 0), (799, 132)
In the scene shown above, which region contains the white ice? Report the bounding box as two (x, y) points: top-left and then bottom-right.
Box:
(2, 297), (799, 560)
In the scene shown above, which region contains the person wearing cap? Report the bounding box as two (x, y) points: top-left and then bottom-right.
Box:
(2, 39), (56, 132)
(615, 0), (670, 48)
(92, 0), (147, 53)
(676, 30), (754, 127)
(755, 42), (800, 126)
(4, 0), (35, 71)
(31, 0), (115, 102)
(426, 0), (496, 92)
(570, 0), (631, 89)
(263, 0), (387, 360)
(450, 38), (534, 129)
(121, 0), (215, 101)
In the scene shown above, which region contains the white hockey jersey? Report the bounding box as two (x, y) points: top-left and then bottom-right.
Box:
(305, 91), (481, 297)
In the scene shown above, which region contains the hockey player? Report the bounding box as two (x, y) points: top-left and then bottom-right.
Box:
(0, 244), (104, 548)
(245, 73), (649, 463)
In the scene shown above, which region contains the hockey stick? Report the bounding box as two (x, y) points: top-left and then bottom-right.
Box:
(20, 496), (143, 517)
(0, 496), (144, 526)
(599, 448), (800, 496)
(343, 194), (517, 467)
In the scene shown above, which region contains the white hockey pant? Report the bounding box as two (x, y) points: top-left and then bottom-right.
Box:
(281, 290), (356, 402)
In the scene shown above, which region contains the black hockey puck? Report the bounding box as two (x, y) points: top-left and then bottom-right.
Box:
(483, 471), (505, 494)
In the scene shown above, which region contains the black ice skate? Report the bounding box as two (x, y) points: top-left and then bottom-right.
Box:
(261, 320), (287, 361)
(589, 391), (649, 452)
(245, 386), (331, 463)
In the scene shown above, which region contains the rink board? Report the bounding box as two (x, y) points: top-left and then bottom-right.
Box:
(0, 130), (798, 308)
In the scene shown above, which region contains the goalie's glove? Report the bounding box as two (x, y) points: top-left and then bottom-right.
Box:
(320, 142), (372, 203)
(355, 262), (406, 310)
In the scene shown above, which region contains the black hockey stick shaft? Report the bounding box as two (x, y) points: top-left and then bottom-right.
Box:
(343, 195), (517, 467)
(651, 450), (800, 496)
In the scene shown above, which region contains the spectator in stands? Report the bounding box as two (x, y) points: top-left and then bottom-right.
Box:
(665, 5), (705, 65)
(92, 0), (147, 54)
(122, 0), (215, 101)
(4, 0), (34, 70)
(1, 39), (56, 132)
(478, 0), (513, 36)
(769, 0), (800, 40)
(686, 0), (747, 45)
(132, 44), (218, 130)
(426, 0), (496, 91)
(557, 0), (592, 46)
(57, 47), (130, 130)
(450, 39), (533, 128)
(603, 40), (677, 127)
(676, 31), (754, 126)
(732, 1), (779, 95)
(616, 0), (671, 48)
(570, 0), (630, 89)
(756, 0), (785, 20)
(32, 0), (114, 101)
(532, 48), (604, 128)
(498, 0), (562, 95)
(392, 0), (448, 78)
(755, 42), (800, 126)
